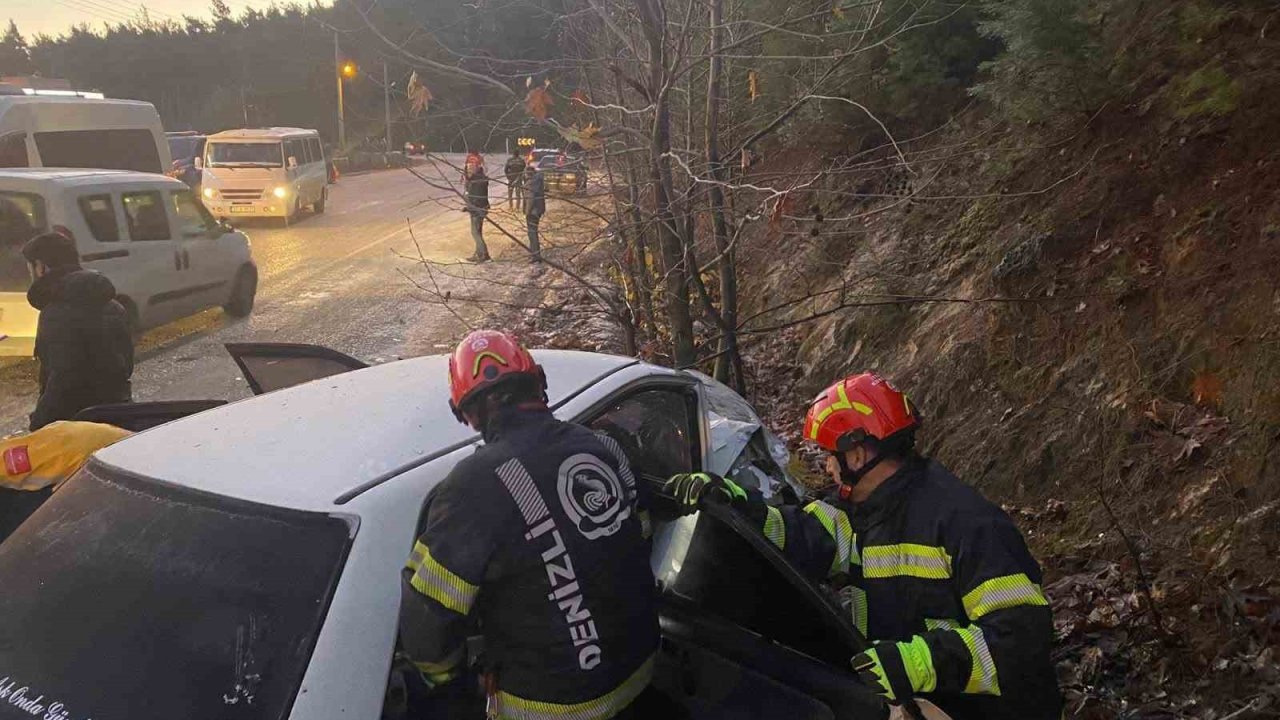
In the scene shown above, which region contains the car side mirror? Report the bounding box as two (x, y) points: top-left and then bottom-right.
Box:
(194, 157), (203, 169)
(288, 156), (298, 168)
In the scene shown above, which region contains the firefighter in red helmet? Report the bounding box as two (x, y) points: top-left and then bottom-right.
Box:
(398, 330), (659, 720)
(664, 373), (1063, 720)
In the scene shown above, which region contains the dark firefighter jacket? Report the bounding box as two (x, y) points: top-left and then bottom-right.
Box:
(740, 456), (1063, 720)
(27, 268), (133, 431)
(399, 408), (658, 720)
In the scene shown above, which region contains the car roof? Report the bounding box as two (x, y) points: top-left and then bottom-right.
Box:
(0, 168), (178, 187)
(208, 127), (319, 140)
(94, 351), (641, 511)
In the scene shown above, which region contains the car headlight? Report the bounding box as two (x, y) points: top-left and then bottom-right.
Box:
(203, 187), (217, 199)
(272, 186), (288, 199)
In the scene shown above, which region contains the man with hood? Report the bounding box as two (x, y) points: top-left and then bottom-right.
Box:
(22, 233), (133, 431)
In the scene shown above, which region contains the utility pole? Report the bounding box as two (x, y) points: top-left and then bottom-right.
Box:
(383, 61), (392, 152)
(334, 31), (345, 152)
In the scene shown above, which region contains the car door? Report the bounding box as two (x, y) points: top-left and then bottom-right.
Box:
(579, 381), (890, 720)
(169, 186), (235, 311)
(224, 342), (370, 395)
(119, 186), (192, 327)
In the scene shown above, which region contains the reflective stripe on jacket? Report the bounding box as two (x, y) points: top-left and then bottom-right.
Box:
(399, 409), (658, 720)
(745, 457), (1063, 720)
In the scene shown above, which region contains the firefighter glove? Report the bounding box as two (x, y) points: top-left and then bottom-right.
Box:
(851, 636), (936, 703)
(663, 472), (747, 514)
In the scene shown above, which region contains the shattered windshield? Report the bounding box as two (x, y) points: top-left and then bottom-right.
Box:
(0, 461), (353, 720)
(207, 142), (283, 167)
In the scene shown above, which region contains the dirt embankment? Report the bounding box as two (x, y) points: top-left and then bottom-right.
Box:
(729, 73), (1280, 719)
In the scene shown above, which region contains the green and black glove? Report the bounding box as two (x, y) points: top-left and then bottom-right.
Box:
(850, 636), (936, 704)
(662, 472), (747, 514)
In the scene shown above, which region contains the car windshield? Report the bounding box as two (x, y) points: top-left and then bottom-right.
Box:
(537, 156), (569, 169)
(168, 135), (205, 161)
(207, 142), (283, 167)
(0, 461), (354, 720)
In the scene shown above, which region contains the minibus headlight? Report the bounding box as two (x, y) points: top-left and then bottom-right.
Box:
(272, 186), (288, 199)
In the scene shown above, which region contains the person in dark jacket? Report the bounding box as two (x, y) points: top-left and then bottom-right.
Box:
(398, 330), (658, 720)
(665, 373), (1063, 720)
(22, 233), (133, 431)
(465, 167), (491, 263)
(504, 149), (526, 210)
(525, 168), (545, 262)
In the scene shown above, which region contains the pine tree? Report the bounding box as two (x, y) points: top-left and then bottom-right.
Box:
(0, 20), (35, 76)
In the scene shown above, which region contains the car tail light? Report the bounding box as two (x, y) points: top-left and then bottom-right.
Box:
(52, 225), (75, 241)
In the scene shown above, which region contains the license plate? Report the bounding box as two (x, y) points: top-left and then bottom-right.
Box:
(231, 206), (255, 214)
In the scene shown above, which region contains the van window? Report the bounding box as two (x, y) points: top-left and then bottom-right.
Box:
(0, 132), (28, 168)
(122, 191), (171, 242)
(0, 192), (45, 291)
(33, 129), (162, 173)
(0, 461), (353, 720)
(308, 138), (323, 163)
(78, 195), (120, 243)
(207, 142), (282, 168)
(285, 139), (305, 166)
(170, 190), (217, 237)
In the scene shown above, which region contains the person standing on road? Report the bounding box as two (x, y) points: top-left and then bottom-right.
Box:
(398, 330), (660, 719)
(22, 233), (133, 431)
(465, 166), (492, 263)
(504, 149), (526, 210)
(525, 168), (545, 262)
(664, 373), (1063, 720)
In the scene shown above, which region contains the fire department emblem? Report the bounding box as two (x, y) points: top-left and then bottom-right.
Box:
(557, 453), (630, 540)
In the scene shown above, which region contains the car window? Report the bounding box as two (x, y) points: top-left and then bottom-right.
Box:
(308, 138), (323, 163)
(33, 129), (162, 174)
(0, 131), (28, 168)
(0, 192), (46, 291)
(122, 191), (171, 242)
(170, 189), (217, 237)
(0, 461), (353, 720)
(587, 387), (699, 483)
(77, 194), (120, 243)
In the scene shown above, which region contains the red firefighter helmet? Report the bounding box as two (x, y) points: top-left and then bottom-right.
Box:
(447, 330), (545, 418)
(802, 373), (919, 453)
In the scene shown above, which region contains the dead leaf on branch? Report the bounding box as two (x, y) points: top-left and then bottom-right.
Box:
(570, 89), (589, 106)
(525, 85), (553, 121)
(748, 70), (760, 103)
(557, 122), (603, 150)
(406, 71), (432, 116)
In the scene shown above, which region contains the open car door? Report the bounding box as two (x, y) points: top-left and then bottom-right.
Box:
(224, 342), (369, 395)
(74, 400), (228, 431)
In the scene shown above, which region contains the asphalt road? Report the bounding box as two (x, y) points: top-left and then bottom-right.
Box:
(0, 154), (529, 433)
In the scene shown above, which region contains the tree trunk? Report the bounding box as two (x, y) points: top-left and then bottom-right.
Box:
(635, 0), (696, 367)
(705, 0), (743, 392)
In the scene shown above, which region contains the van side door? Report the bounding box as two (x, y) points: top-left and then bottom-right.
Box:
(118, 187), (192, 327)
(169, 187), (235, 312)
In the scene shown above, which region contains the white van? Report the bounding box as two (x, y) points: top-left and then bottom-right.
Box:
(0, 169), (257, 356)
(0, 96), (171, 174)
(200, 128), (327, 224)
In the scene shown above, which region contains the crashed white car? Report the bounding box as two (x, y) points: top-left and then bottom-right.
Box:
(0, 346), (888, 720)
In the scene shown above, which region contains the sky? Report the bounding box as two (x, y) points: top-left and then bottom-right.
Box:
(1, 0), (268, 38)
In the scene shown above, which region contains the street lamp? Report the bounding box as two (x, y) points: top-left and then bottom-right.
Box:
(334, 32), (358, 152)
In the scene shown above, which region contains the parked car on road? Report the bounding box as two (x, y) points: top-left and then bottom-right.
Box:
(536, 152), (588, 195)
(0, 95), (171, 174)
(165, 131), (205, 190)
(0, 169), (257, 356)
(0, 344), (894, 720)
(200, 127), (327, 225)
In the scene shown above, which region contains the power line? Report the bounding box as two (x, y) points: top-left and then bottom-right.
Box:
(50, 0), (134, 25)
